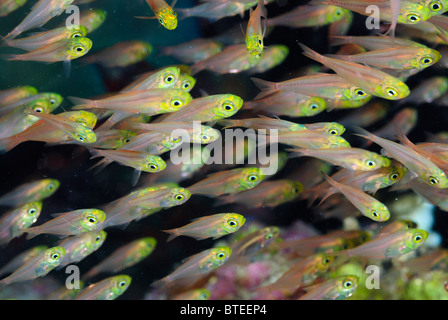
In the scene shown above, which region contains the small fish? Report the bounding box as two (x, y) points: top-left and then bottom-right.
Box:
(354, 127), (448, 188)
(0, 178), (59, 207)
(289, 147), (391, 171)
(0, 245), (48, 277)
(251, 74), (371, 101)
(336, 228), (428, 259)
(326, 46), (441, 70)
(273, 130), (351, 149)
(81, 40), (153, 68)
(2, 25), (88, 51)
(330, 35), (427, 50)
(320, 172), (391, 222)
(248, 44), (289, 74)
(245, 0), (267, 56)
(218, 116), (308, 133)
(190, 44), (261, 75)
(244, 91), (327, 118)
(78, 8), (107, 33)
(216, 179), (304, 208)
(152, 246), (232, 287)
(298, 43), (410, 100)
(161, 39), (223, 64)
(0, 246), (66, 285)
(140, 0), (178, 30)
(22, 208), (106, 239)
(173, 72), (196, 92)
(3, 0), (74, 40)
(2, 37), (92, 62)
(298, 275), (359, 300)
(121, 66), (181, 92)
(74, 275), (132, 300)
(83, 237), (157, 280)
(229, 226), (279, 258)
(0, 201), (42, 245)
(57, 230), (107, 269)
(188, 167), (264, 196)
(160, 94), (243, 123)
(163, 213), (246, 241)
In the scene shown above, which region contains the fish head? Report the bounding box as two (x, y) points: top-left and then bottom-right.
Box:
(161, 188), (191, 207)
(164, 90), (193, 112)
(222, 213), (246, 234)
(44, 246), (66, 267)
(404, 229), (429, 252)
(73, 125), (97, 143)
(157, 66), (180, 89)
(143, 155), (166, 173)
(175, 74), (196, 92)
(246, 33), (264, 56)
(80, 209), (106, 231)
(398, 3), (431, 24)
(301, 97), (326, 116)
(158, 7), (178, 30)
(369, 202), (390, 222)
(336, 275), (359, 297)
(41, 179), (60, 198)
(376, 78), (410, 100)
(413, 48), (442, 69)
(111, 275), (132, 296)
(19, 201), (43, 228)
(214, 94), (244, 119)
(67, 37), (93, 59)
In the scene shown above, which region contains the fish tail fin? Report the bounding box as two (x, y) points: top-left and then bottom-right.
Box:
(351, 126), (376, 143)
(258, 0), (267, 18)
(298, 42), (326, 65)
(87, 148), (111, 174)
(213, 194), (234, 207)
(251, 77), (278, 100)
(0, 136), (20, 154)
(0, 53), (21, 61)
(24, 229), (39, 240)
(69, 96), (96, 108)
(317, 172), (340, 206)
(162, 229), (179, 242)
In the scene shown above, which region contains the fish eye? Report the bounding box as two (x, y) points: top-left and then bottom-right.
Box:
(149, 163), (158, 170)
(222, 102), (234, 111)
(119, 281), (127, 287)
(33, 106), (43, 113)
(201, 134), (210, 142)
(372, 210), (379, 218)
(217, 252), (226, 259)
(164, 74), (174, 83)
(430, 1), (442, 11)
(74, 45), (85, 53)
(49, 98), (56, 104)
(356, 89), (366, 96)
(292, 187), (299, 193)
(323, 257), (331, 265)
(407, 14), (420, 22)
(87, 216), (97, 224)
(182, 82), (190, 89)
(171, 136), (182, 143)
(342, 243), (349, 250)
(47, 184), (55, 191)
(95, 236), (101, 241)
(344, 280), (353, 288)
(258, 39), (262, 45)
(71, 32), (82, 38)
(159, 18), (164, 25)
(329, 129), (338, 135)
(390, 173), (399, 180)
(421, 57), (433, 65)
(413, 233), (423, 242)
(51, 253), (60, 259)
(265, 232), (274, 239)
(174, 194), (184, 201)
(429, 176), (439, 185)
(386, 88), (398, 96)
(170, 99), (183, 108)
(365, 160), (376, 167)
(228, 219), (238, 227)
(28, 208), (36, 215)
(77, 135), (86, 142)
(335, 9), (342, 15)
(310, 103), (318, 110)
(248, 174), (259, 182)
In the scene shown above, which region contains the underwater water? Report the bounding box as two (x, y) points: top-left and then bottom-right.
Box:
(0, 0), (448, 301)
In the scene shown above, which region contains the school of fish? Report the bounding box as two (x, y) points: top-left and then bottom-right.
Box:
(0, 0), (447, 300)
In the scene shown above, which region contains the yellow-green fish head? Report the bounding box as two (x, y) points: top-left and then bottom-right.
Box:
(110, 275), (132, 297)
(88, 230), (107, 251)
(286, 181), (305, 199)
(158, 66), (181, 88)
(325, 135), (351, 148)
(175, 74), (196, 92)
(42, 93), (64, 110)
(336, 275), (359, 298)
(426, 0), (447, 14)
(193, 127), (220, 144)
(161, 188), (192, 207)
(70, 111), (97, 129)
(315, 253), (335, 272)
(302, 97), (326, 116)
(163, 90), (193, 112)
(18, 201), (43, 229)
(158, 7), (178, 30)
(376, 77), (410, 100)
(143, 154), (166, 173)
(41, 179), (60, 198)
(412, 48), (442, 69)
(324, 122), (346, 136)
(138, 237), (157, 256)
(214, 95), (244, 119)
(326, 6), (351, 23)
(80, 209), (106, 231)
(360, 152), (391, 170)
(208, 246), (232, 269)
(67, 37), (93, 60)
(369, 202), (390, 222)
(383, 164), (407, 186)
(404, 229), (429, 252)
(421, 169), (448, 188)
(246, 32), (264, 56)
(43, 246), (66, 269)
(66, 25), (88, 39)
(398, 3), (432, 23)
(345, 86), (371, 101)
(221, 213), (246, 234)
(73, 125), (97, 143)
(240, 167), (263, 190)
(83, 9), (107, 34)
